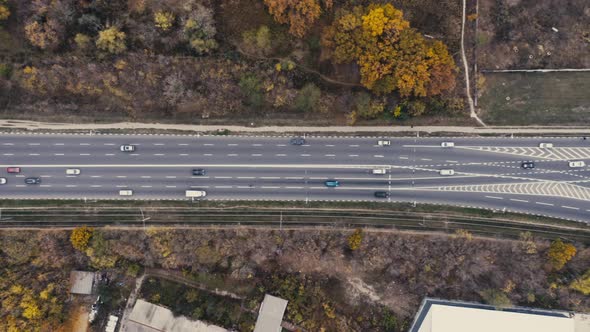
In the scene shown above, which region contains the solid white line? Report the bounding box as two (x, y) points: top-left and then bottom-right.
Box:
(0, 164), (397, 169)
(510, 198), (529, 203)
(562, 206), (580, 210)
(536, 202), (554, 206)
(485, 196), (503, 200)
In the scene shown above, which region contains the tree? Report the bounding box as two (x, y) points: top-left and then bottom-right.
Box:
(239, 74), (263, 107)
(96, 26), (126, 54)
(294, 83), (321, 112)
(70, 226), (94, 251)
(264, 0), (332, 37)
(347, 228), (363, 251)
(24, 19), (63, 50)
(242, 25), (272, 55)
(182, 4), (217, 55)
(74, 33), (91, 50)
(154, 11), (175, 31)
(0, 0), (9, 22)
(547, 239), (576, 270)
(570, 270), (590, 295)
(479, 289), (512, 308)
(323, 4), (456, 97)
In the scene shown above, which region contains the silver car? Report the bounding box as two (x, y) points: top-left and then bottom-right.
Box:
(120, 144), (136, 152)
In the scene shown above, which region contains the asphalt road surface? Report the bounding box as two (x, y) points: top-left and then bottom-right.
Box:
(1, 133), (589, 222)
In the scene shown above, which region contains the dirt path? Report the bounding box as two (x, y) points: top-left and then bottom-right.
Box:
(144, 268), (244, 300)
(119, 274), (145, 332)
(461, 0), (486, 127)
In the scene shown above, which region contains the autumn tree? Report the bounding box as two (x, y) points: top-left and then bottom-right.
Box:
(0, 0), (9, 22)
(96, 26), (126, 54)
(242, 25), (272, 56)
(70, 226), (94, 251)
(294, 83), (321, 112)
(323, 4), (456, 97)
(547, 239), (576, 270)
(570, 269), (590, 295)
(264, 0), (332, 37)
(347, 228), (363, 251)
(182, 3), (217, 54)
(479, 289), (512, 308)
(154, 11), (175, 31)
(24, 19), (63, 50)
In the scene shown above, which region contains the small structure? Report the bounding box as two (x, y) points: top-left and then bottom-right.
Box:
(410, 298), (590, 332)
(105, 315), (119, 332)
(253, 294), (288, 332)
(69, 271), (95, 295)
(126, 299), (227, 332)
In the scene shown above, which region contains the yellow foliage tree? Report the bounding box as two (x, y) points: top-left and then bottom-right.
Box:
(70, 226), (94, 251)
(154, 11), (175, 31)
(24, 19), (62, 50)
(96, 26), (126, 54)
(547, 239), (576, 270)
(264, 0), (332, 37)
(347, 228), (363, 251)
(570, 270), (590, 295)
(0, 2), (10, 21)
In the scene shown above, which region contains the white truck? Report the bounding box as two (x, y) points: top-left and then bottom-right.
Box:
(186, 190), (207, 198)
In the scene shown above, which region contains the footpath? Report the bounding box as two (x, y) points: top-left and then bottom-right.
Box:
(0, 119), (589, 134)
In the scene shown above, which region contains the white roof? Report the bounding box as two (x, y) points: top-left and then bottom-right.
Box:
(69, 271), (95, 295)
(253, 294), (288, 332)
(126, 299), (227, 332)
(106, 315), (119, 332)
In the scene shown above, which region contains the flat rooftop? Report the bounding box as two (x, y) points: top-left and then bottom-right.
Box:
(69, 271), (95, 295)
(253, 294), (288, 332)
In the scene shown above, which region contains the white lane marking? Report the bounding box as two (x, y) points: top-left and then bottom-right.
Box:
(153, 143), (165, 146)
(204, 143), (214, 146)
(227, 154), (238, 156)
(421, 158), (432, 161)
(105, 154), (115, 156)
(204, 154), (213, 156)
(261, 177), (280, 179)
(104, 143), (115, 146)
(251, 154), (262, 156)
(285, 186), (304, 189)
(190, 185), (210, 188)
(131, 153), (140, 156)
(446, 160), (459, 163)
(54, 143), (64, 146)
(228, 143), (238, 146)
(374, 155), (384, 158)
(15, 185), (25, 187)
(154, 154), (165, 156)
(325, 144), (334, 147)
(80, 143), (90, 146)
(237, 176), (255, 179)
(399, 157), (409, 160)
(536, 202), (554, 206)
(40, 175), (52, 178)
(165, 176), (177, 179)
(54, 153), (64, 156)
(0, 164), (398, 169)
(90, 185), (102, 188)
(192, 176), (210, 179)
(116, 185), (127, 188)
(116, 176), (127, 178)
(285, 177), (303, 180)
(80, 153), (90, 156)
(214, 176), (232, 179)
(91, 175), (102, 178)
(275, 154), (287, 157)
(215, 185), (232, 188)
(28, 143), (40, 146)
(141, 185), (152, 188)
(300, 154), (311, 157)
(485, 196), (503, 200)
(325, 154), (336, 157)
(29, 153), (39, 156)
(510, 198), (529, 203)
(252, 144), (263, 146)
(165, 185), (177, 188)
(261, 186), (280, 189)
(15, 175), (24, 178)
(349, 144), (359, 147)
(66, 185), (77, 188)
(349, 154), (359, 157)
(3, 153), (13, 156)
(179, 154), (188, 156)
(276, 144), (287, 147)
(141, 176), (152, 179)
(3, 143), (13, 145)
(562, 206), (580, 210)
(40, 185), (51, 187)
(178, 143), (189, 146)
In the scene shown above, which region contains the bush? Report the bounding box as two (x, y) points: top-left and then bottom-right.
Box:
(294, 83), (321, 112)
(239, 74), (263, 107)
(347, 229), (363, 251)
(547, 239), (576, 270)
(70, 226), (94, 251)
(96, 26), (126, 54)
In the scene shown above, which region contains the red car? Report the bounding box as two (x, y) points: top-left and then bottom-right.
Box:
(7, 167), (21, 173)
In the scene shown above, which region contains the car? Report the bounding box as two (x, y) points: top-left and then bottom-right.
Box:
(521, 161), (535, 169)
(569, 161), (586, 168)
(324, 180), (340, 187)
(192, 169), (206, 176)
(66, 168), (81, 175)
(441, 142), (455, 148)
(372, 169), (387, 175)
(120, 144), (136, 152)
(6, 167), (21, 173)
(377, 140), (391, 146)
(290, 137), (306, 145)
(439, 169), (455, 176)
(374, 191), (390, 198)
(119, 190), (133, 196)
(0, 178), (6, 185)
(25, 177), (41, 185)
(539, 143), (554, 148)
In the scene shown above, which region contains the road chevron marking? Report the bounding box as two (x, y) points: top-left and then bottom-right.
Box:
(457, 146), (590, 161)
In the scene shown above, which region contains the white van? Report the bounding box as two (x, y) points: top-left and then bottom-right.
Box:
(372, 168), (387, 175)
(66, 168), (81, 175)
(439, 169), (455, 176)
(441, 142), (455, 148)
(119, 190), (133, 196)
(377, 140), (391, 146)
(539, 143), (554, 148)
(569, 161), (586, 168)
(186, 190), (207, 198)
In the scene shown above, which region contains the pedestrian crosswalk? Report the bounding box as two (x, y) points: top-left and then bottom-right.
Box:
(436, 181), (590, 201)
(458, 146), (590, 161)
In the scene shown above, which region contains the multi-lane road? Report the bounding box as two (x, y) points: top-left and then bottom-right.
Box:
(0, 133), (589, 222)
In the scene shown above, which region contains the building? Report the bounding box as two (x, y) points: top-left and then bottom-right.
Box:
(125, 299), (227, 332)
(105, 315), (119, 332)
(69, 271), (95, 295)
(253, 294), (288, 332)
(410, 298), (590, 332)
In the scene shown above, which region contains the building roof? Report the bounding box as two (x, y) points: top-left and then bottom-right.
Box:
(253, 294), (288, 332)
(105, 315), (119, 332)
(126, 299), (227, 332)
(69, 271), (95, 295)
(410, 298), (590, 332)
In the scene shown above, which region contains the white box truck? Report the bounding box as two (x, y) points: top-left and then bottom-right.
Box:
(186, 190), (207, 198)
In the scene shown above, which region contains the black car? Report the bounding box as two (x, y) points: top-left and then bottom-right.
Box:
(521, 161), (535, 169)
(290, 137), (306, 145)
(25, 177), (41, 185)
(374, 191), (390, 198)
(192, 169), (206, 176)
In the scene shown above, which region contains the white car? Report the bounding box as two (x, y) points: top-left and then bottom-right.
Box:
(441, 142), (455, 148)
(120, 144), (136, 152)
(66, 168), (81, 175)
(378, 140), (391, 146)
(0, 177), (6, 184)
(569, 161), (586, 168)
(439, 169), (455, 176)
(372, 168), (387, 175)
(119, 190), (133, 196)
(539, 143), (554, 148)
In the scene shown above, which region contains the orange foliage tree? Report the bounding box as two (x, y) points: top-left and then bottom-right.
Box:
(323, 4), (456, 97)
(264, 0), (332, 37)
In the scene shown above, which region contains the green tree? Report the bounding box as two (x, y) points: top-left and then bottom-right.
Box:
(479, 289), (512, 308)
(242, 25), (272, 55)
(547, 239), (576, 270)
(239, 74), (263, 107)
(347, 228), (363, 251)
(294, 83), (321, 112)
(70, 226), (94, 251)
(96, 26), (126, 54)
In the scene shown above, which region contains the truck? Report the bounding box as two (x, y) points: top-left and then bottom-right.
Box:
(185, 190), (207, 198)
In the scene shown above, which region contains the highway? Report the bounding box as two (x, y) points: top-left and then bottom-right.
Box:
(0, 133), (589, 222)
